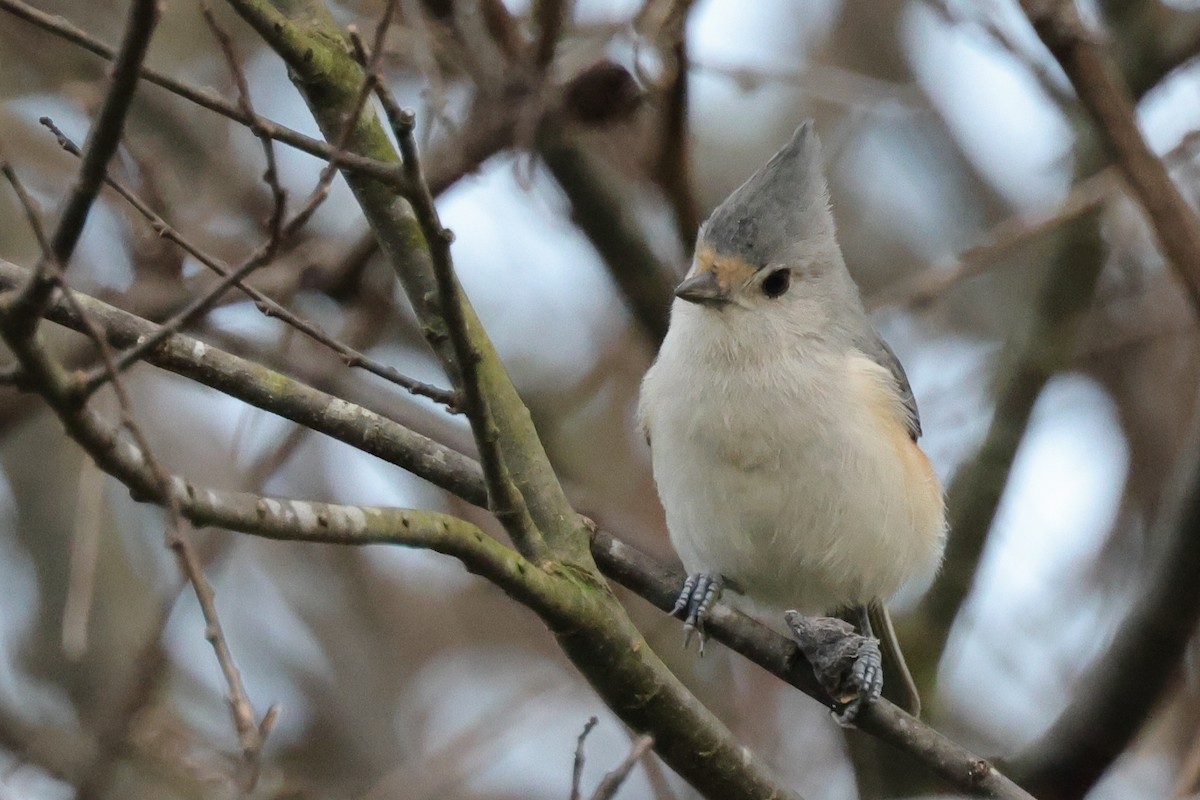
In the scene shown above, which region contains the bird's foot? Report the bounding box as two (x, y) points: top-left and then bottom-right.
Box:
(784, 611), (882, 727)
(672, 572), (724, 653)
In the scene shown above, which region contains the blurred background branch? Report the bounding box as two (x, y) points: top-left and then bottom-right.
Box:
(3, 1), (1200, 799)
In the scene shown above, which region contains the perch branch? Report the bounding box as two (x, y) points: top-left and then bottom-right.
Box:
(0, 256), (1033, 799)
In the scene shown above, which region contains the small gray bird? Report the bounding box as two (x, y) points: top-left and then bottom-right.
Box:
(638, 122), (947, 721)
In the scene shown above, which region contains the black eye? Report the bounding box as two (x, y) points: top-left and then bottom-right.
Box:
(761, 269), (790, 298)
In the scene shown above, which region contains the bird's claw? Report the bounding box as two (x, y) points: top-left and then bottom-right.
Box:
(673, 573), (723, 654)
(835, 637), (882, 726)
(784, 611), (883, 727)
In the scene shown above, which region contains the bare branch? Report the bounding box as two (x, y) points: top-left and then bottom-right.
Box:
(570, 717), (598, 800)
(384, 96), (541, 552)
(0, 324), (525, 587)
(0, 0), (409, 192)
(869, 169), (1114, 310)
(1009, 420), (1200, 798)
(1021, 0), (1200, 315)
(0, 257), (483, 502)
(201, 2), (288, 248)
(568, 717), (653, 800)
(37, 120), (453, 407)
(7, 0), (159, 338)
(0, 252), (1034, 798)
(1, 162), (272, 790)
(0, 160), (53, 257)
(647, 0), (701, 247)
(590, 735), (654, 800)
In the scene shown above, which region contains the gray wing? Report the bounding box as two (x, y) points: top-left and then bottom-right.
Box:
(858, 331), (921, 441)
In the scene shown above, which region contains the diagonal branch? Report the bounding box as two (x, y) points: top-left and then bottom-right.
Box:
(1, 160), (274, 789)
(539, 136), (677, 345)
(0, 257), (484, 502)
(0, 331), (535, 603)
(0, 0), (411, 191)
(201, 2), (288, 248)
(646, 0), (701, 247)
(374, 68), (539, 550)
(1007, 419), (1200, 800)
(8, 0), (160, 337)
(0, 255), (1034, 799)
(907, 209), (1108, 693)
(1021, 0), (1200, 315)
(38, 121), (454, 408)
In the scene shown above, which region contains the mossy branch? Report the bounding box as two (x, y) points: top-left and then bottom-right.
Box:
(223, 0), (589, 565)
(0, 253), (1033, 798)
(213, 1), (804, 797)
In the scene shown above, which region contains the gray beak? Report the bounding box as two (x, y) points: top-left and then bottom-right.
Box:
(674, 272), (730, 307)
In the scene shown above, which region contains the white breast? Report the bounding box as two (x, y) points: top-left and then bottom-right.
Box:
(639, 307), (946, 618)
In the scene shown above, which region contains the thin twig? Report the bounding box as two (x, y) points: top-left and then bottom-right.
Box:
(0, 162), (274, 790)
(648, 0), (700, 247)
(0, 161), (52, 255)
(37, 120), (453, 407)
(871, 128), (1200, 310)
(570, 717), (598, 800)
(380, 90), (535, 536)
(924, 0), (1076, 110)
(8, 0), (160, 337)
(869, 170), (1114, 310)
(0, 0), (410, 191)
(201, 2), (287, 249)
(590, 735), (654, 800)
(689, 59), (928, 114)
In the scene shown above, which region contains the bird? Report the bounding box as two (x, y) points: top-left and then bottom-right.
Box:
(637, 122), (947, 722)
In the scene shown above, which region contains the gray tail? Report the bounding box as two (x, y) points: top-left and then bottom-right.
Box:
(869, 601), (921, 718)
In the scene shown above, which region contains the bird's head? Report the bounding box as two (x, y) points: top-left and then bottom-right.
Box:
(673, 122), (863, 333)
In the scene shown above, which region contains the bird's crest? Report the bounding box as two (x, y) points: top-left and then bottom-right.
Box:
(700, 122), (836, 269)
